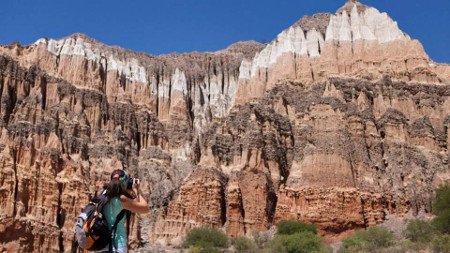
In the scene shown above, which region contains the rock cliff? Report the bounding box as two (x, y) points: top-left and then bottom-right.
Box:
(0, 1), (449, 252)
(237, 1), (450, 104)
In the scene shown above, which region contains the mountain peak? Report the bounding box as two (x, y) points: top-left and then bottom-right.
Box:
(65, 33), (97, 43)
(218, 40), (265, 59)
(337, 0), (368, 14)
(33, 32), (102, 48)
(293, 13), (331, 35)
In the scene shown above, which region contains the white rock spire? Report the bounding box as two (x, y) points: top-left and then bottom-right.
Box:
(35, 35), (148, 83)
(240, 1), (410, 79)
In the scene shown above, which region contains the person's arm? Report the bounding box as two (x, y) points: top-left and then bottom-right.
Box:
(120, 185), (150, 214)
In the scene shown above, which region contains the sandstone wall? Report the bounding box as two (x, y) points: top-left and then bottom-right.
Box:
(0, 1), (449, 251)
(0, 40), (263, 251)
(196, 79), (449, 242)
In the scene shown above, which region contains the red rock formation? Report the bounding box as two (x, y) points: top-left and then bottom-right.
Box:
(0, 1), (449, 252)
(236, 1), (450, 104)
(152, 168), (227, 245)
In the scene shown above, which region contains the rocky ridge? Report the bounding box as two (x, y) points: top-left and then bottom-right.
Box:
(236, 1), (450, 104)
(0, 1), (449, 252)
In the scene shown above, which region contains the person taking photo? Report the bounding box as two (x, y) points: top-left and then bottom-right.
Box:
(98, 169), (150, 253)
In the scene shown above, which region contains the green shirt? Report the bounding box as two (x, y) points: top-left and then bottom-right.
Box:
(103, 197), (127, 250)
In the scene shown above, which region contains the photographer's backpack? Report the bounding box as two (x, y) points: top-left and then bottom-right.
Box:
(72, 190), (129, 252)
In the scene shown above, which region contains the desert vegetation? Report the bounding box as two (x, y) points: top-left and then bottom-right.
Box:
(183, 220), (330, 253)
(182, 184), (450, 253)
(339, 183), (450, 253)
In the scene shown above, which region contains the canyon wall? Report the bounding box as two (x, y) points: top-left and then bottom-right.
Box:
(0, 1), (449, 252)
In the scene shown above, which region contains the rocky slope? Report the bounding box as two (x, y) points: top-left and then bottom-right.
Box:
(0, 1), (449, 252)
(237, 0), (450, 104)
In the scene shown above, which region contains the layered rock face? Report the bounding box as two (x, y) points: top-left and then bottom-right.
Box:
(198, 79), (449, 239)
(0, 1), (449, 252)
(237, 1), (450, 104)
(0, 40), (263, 252)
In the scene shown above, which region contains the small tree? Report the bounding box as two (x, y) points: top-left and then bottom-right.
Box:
(432, 234), (450, 253)
(404, 219), (435, 243)
(233, 236), (257, 253)
(359, 227), (394, 251)
(340, 236), (365, 253)
(270, 231), (326, 253)
(339, 227), (394, 253)
(277, 220), (317, 235)
(184, 227), (228, 250)
(432, 184), (450, 234)
(188, 245), (220, 253)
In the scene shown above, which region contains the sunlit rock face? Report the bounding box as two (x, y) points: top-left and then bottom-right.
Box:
(0, 38), (263, 252)
(0, 1), (449, 252)
(236, 1), (450, 104)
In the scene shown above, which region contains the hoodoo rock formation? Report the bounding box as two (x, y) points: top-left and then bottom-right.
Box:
(0, 1), (449, 252)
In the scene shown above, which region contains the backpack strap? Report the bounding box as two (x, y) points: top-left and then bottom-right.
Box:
(109, 209), (128, 253)
(126, 210), (131, 237)
(97, 191), (109, 214)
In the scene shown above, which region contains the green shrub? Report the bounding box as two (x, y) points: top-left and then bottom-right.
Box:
(376, 244), (410, 253)
(269, 231), (326, 253)
(338, 236), (427, 253)
(432, 184), (450, 234)
(401, 239), (428, 252)
(432, 234), (450, 253)
(233, 236), (257, 253)
(188, 245), (220, 253)
(277, 220), (317, 235)
(433, 211), (450, 235)
(339, 227), (394, 253)
(359, 227), (394, 251)
(404, 219), (435, 243)
(340, 235), (365, 253)
(184, 227), (228, 249)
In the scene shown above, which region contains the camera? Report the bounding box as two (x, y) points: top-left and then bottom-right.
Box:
(126, 177), (140, 189)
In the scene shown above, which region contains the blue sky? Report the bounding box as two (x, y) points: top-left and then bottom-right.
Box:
(1, 0), (449, 62)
